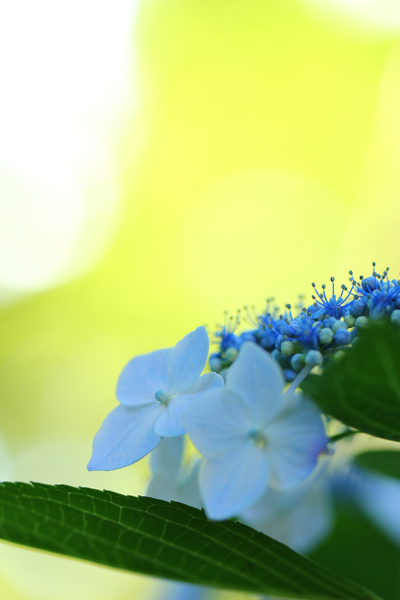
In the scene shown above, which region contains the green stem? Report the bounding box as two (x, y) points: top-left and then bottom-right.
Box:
(329, 429), (361, 444)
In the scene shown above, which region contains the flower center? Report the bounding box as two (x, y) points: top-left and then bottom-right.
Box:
(155, 389), (171, 405)
(248, 429), (268, 449)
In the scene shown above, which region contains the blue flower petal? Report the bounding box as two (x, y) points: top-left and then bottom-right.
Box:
(266, 392), (327, 490)
(226, 342), (284, 426)
(154, 401), (188, 437)
(155, 373), (224, 437)
(177, 372), (224, 397)
(150, 435), (184, 476)
(240, 461), (333, 553)
(199, 442), (270, 520)
(116, 348), (170, 407)
(357, 472), (400, 547)
(182, 388), (254, 459)
(87, 403), (163, 471)
(167, 326), (209, 395)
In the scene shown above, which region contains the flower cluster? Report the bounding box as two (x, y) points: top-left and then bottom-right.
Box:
(88, 327), (327, 522)
(88, 262), (400, 556)
(209, 262), (400, 382)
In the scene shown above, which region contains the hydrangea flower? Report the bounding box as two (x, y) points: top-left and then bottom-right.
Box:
(239, 460), (334, 553)
(349, 466), (400, 548)
(182, 342), (328, 520)
(310, 278), (354, 320)
(146, 436), (202, 509)
(88, 326), (223, 471)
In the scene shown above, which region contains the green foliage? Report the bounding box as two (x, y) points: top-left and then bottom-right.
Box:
(311, 503), (400, 600)
(0, 482), (382, 600)
(355, 450), (400, 480)
(302, 323), (400, 442)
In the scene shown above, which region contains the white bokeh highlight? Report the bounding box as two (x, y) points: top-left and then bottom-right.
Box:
(0, 1), (140, 297)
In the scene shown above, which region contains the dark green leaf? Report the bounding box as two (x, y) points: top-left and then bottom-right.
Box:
(311, 502), (400, 600)
(302, 323), (400, 442)
(355, 450), (400, 480)
(0, 482), (382, 600)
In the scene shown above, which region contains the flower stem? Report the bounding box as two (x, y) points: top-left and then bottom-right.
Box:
(285, 364), (313, 394)
(329, 429), (361, 444)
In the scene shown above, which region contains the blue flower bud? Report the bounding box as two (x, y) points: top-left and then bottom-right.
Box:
(305, 350), (323, 367)
(324, 317), (337, 329)
(225, 347), (239, 363)
(334, 329), (351, 346)
(290, 353), (305, 372)
(240, 331), (257, 343)
(209, 354), (223, 373)
(319, 327), (334, 345)
(281, 341), (295, 356)
(350, 299), (366, 318)
(259, 330), (277, 350)
(362, 276), (379, 292)
(355, 316), (369, 329)
(332, 320), (348, 333)
(391, 310), (400, 327)
(275, 335), (284, 350)
(284, 369), (297, 382)
(344, 314), (356, 328)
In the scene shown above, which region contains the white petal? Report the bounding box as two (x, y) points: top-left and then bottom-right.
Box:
(150, 436), (184, 476)
(167, 326), (209, 395)
(226, 342), (284, 425)
(266, 392), (327, 490)
(199, 442), (270, 520)
(87, 403), (163, 471)
(116, 348), (170, 407)
(182, 388), (254, 459)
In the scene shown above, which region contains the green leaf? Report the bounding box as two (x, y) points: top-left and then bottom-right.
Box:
(0, 482), (381, 600)
(355, 450), (400, 480)
(311, 503), (400, 600)
(302, 322), (400, 442)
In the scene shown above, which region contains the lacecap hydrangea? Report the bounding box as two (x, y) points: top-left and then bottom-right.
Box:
(88, 263), (400, 544)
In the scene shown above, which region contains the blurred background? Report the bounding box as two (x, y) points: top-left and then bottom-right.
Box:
(1, 0), (400, 599)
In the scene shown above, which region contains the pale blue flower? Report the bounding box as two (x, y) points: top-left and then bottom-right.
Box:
(146, 436), (202, 509)
(239, 460), (334, 553)
(88, 326), (223, 471)
(182, 342), (327, 520)
(353, 469), (400, 548)
(160, 582), (209, 600)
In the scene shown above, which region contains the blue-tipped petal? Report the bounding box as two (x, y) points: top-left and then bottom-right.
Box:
(87, 403), (163, 471)
(167, 326), (209, 395)
(199, 442), (270, 520)
(116, 348), (171, 407)
(226, 342), (284, 425)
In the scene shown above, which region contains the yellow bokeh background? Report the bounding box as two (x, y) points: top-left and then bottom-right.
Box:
(1, 0), (400, 598)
